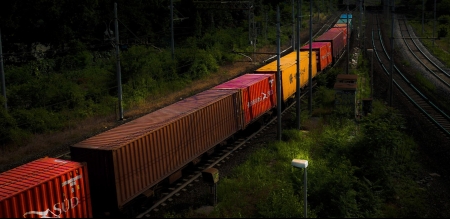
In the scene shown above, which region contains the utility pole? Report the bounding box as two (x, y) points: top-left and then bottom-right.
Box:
(346, 4), (349, 74)
(171, 0), (174, 59)
(433, 0), (436, 46)
(308, 0), (312, 114)
(292, 0), (295, 48)
(359, 0), (362, 47)
(422, 0), (424, 35)
(296, 0), (301, 130)
(276, 5), (282, 141)
(389, 0), (394, 107)
(114, 2), (124, 120)
(0, 28), (6, 111)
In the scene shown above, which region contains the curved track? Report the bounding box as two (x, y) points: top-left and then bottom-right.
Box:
(369, 12), (450, 139)
(397, 15), (450, 88)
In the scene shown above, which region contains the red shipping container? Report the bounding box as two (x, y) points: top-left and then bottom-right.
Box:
(314, 30), (345, 64)
(213, 73), (276, 128)
(0, 157), (92, 218)
(70, 89), (242, 217)
(334, 23), (351, 37)
(300, 42), (332, 71)
(328, 26), (348, 46)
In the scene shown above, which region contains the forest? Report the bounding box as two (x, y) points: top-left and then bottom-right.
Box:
(0, 0), (449, 147)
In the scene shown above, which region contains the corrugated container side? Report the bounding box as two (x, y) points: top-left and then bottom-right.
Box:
(0, 158), (92, 218)
(70, 89), (241, 216)
(329, 27), (348, 46)
(334, 23), (351, 36)
(314, 30), (345, 63)
(337, 18), (352, 30)
(255, 51), (317, 102)
(212, 73), (276, 128)
(254, 52), (296, 101)
(300, 42), (332, 71)
(294, 51), (317, 89)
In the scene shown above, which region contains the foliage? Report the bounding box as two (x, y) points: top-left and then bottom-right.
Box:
(1, 1), (295, 146)
(316, 67), (341, 88)
(205, 98), (427, 218)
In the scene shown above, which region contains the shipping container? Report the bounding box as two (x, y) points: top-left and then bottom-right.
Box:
(254, 51), (317, 102)
(314, 30), (345, 64)
(213, 73), (276, 128)
(334, 23), (351, 37)
(340, 13), (352, 19)
(337, 17), (352, 31)
(70, 89), (242, 217)
(0, 157), (92, 218)
(329, 26), (348, 47)
(300, 42), (332, 71)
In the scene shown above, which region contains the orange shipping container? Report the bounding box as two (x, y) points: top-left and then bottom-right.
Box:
(254, 51), (317, 102)
(70, 89), (242, 217)
(213, 73), (276, 128)
(0, 157), (92, 218)
(300, 42), (332, 71)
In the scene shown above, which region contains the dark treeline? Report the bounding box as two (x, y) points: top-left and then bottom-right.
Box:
(0, 0), (261, 62)
(0, 0), (304, 147)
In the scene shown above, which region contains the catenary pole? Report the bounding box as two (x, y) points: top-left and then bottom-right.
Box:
(114, 2), (124, 120)
(308, 0), (312, 114)
(389, 0), (394, 107)
(171, 0), (174, 59)
(433, 0), (436, 46)
(0, 28), (6, 111)
(277, 5), (282, 141)
(296, 0), (301, 130)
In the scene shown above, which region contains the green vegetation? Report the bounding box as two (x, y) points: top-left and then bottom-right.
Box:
(405, 0), (450, 66)
(2, 1), (326, 147)
(159, 49), (430, 218)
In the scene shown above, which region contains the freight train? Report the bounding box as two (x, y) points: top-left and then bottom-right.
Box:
(0, 13), (353, 218)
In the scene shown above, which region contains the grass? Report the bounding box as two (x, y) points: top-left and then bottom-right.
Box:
(168, 100), (429, 218)
(158, 50), (432, 217)
(408, 20), (450, 67)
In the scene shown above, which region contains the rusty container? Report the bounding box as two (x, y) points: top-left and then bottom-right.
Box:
(314, 30), (345, 64)
(329, 26), (348, 47)
(337, 16), (352, 31)
(254, 51), (316, 102)
(70, 89), (242, 217)
(213, 73), (277, 128)
(0, 157), (92, 218)
(300, 42), (332, 71)
(334, 23), (351, 37)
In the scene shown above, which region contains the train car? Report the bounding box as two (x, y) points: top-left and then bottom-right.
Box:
(254, 51), (317, 103)
(70, 88), (243, 217)
(340, 13), (352, 19)
(0, 157), (92, 218)
(329, 26), (348, 46)
(300, 42), (332, 72)
(212, 73), (277, 129)
(333, 23), (351, 37)
(337, 13), (352, 30)
(314, 30), (345, 64)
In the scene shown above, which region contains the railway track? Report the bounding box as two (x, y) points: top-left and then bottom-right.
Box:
(369, 12), (450, 139)
(134, 82), (316, 218)
(51, 12), (334, 218)
(397, 15), (450, 89)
